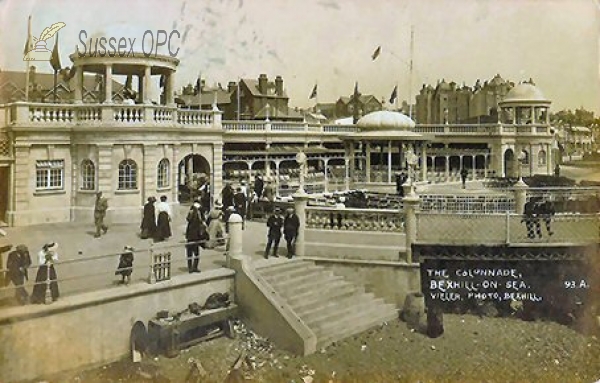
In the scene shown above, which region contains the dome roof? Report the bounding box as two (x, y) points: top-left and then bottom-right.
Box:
(501, 83), (549, 104)
(356, 111), (415, 131)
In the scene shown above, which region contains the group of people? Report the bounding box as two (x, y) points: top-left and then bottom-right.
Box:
(264, 207), (300, 259)
(4, 242), (60, 305)
(522, 197), (556, 239)
(140, 195), (174, 242)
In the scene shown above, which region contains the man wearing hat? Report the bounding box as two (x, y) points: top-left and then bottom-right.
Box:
(185, 202), (207, 273)
(94, 191), (109, 238)
(6, 244), (32, 304)
(283, 207), (300, 258)
(264, 207), (284, 258)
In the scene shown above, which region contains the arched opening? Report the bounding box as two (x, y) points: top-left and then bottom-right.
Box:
(504, 148), (515, 178)
(178, 154), (210, 204)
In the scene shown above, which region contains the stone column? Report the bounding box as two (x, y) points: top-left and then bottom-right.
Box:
(11, 145), (31, 225)
(444, 155), (450, 182)
(143, 144), (158, 202)
(403, 193), (421, 263)
(97, 144), (113, 194)
(172, 145), (180, 204)
(514, 180), (528, 214)
(323, 158), (329, 193)
(226, 213), (244, 268)
(73, 66), (83, 104)
(293, 191), (309, 257)
(165, 71), (175, 106)
(137, 74), (144, 103)
(274, 160), (281, 197)
(365, 142), (371, 182)
(387, 140), (392, 184)
(471, 155), (476, 180)
(104, 64), (113, 104)
(421, 145), (427, 182)
(143, 65), (152, 104)
(344, 157), (350, 191)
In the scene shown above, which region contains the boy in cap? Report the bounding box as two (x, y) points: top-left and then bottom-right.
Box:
(6, 244), (32, 304)
(264, 207), (284, 258)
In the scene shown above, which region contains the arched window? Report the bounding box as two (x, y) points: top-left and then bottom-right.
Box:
(157, 158), (170, 188)
(538, 150), (547, 166)
(118, 159), (137, 190)
(81, 159), (96, 190)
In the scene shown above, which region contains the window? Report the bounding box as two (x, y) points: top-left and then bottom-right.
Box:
(157, 158), (170, 188)
(118, 159), (137, 190)
(81, 159), (96, 190)
(538, 150), (547, 166)
(36, 160), (64, 190)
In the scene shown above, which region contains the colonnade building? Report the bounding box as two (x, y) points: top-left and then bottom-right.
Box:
(0, 54), (556, 226)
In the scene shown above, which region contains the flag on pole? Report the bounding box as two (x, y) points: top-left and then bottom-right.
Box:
(309, 84), (317, 99)
(371, 45), (381, 61)
(50, 33), (61, 72)
(389, 85), (398, 104)
(24, 15), (32, 101)
(159, 74), (165, 88)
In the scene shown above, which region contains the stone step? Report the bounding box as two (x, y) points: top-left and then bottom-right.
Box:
(316, 306), (398, 348)
(288, 280), (364, 313)
(273, 275), (345, 297)
(255, 259), (312, 275)
(301, 294), (382, 327)
(261, 264), (327, 284)
(313, 302), (397, 338)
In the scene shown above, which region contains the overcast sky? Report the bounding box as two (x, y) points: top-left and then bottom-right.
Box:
(1, 0), (599, 114)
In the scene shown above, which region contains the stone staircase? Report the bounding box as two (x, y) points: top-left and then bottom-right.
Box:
(255, 258), (398, 349)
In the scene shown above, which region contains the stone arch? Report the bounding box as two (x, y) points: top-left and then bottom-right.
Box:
(504, 148), (515, 178)
(177, 154), (210, 203)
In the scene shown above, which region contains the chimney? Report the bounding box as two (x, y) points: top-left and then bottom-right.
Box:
(275, 75), (283, 96)
(228, 81), (237, 93)
(258, 74), (268, 94)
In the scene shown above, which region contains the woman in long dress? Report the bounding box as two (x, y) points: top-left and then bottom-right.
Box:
(154, 195), (172, 242)
(206, 201), (225, 248)
(140, 196), (157, 239)
(30, 242), (60, 304)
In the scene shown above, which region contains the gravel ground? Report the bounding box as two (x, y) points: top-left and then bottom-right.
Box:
(28, 314), (600, 383)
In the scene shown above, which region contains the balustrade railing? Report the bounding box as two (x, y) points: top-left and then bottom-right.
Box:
(420, 194), (515, 213)
(113, 105), (144, 122)
(29, 104), (75, 123)
(306, 206), (404, 232)
(177, 109), (213, 125)
(222, 121), (266, 131)
(153, 106), (173, 123)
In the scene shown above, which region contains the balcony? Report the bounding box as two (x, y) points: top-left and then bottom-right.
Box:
(7, 102), (219, 128)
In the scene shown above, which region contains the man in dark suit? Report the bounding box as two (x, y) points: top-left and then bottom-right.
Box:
(94, 191), (109, 238)
(264, 208), (284, 258)
(283, 207), (300, 258)
(6, 244), (31, 304)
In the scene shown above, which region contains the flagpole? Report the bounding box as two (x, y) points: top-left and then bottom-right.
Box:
(408, 25), (414, 120)
(315, 81), (318, 111)
(25, 15), (32, 102)
(53, 33), (58, 103)
(237, 78), (241, 121)
(197, 72), (201, 110)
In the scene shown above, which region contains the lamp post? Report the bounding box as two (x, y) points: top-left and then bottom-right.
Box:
(517, 150), (527, 183)
(296, 151), (307, 194)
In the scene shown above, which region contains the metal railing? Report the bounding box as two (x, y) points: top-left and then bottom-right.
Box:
(416, 212), (600, 245)
(0, 237), (228, 307)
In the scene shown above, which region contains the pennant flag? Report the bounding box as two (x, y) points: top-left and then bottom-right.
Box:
(309, 84), (317, 99)
(125, 74), (133, 90)
(50, 33), (61, 72)
(371, 45), (381, 61)
(389, 85), (398, 104)
(23, 15), (33, 55)
(159, 74), (165, 88)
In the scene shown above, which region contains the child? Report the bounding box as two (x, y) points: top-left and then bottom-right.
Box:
(115, 246), (134, 285)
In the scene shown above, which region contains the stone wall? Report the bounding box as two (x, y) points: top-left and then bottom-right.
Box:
(0, 269), (234, 383)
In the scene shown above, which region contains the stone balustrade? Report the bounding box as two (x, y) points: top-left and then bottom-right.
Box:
(414, 124), (550, 136)
(306, 206), (404, 232)
(8, 102), (217, 127)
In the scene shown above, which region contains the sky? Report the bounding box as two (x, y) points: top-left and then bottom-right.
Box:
(1, 0), (599, 114)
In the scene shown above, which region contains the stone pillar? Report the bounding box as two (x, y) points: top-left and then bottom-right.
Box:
(274, 160), (281, 197)
(514, 180), (528, 214)
(11, 145), (31, 225)
(137, 74), (144, 103)
(471, 155), (476, 180)
(143, 144), (158, 203)
(293, 191), (309, 257)
(226, 213), (244, 268)
(73, 66), (83, 104)
(529, 144), (535, 177)
(444, 155), (450, 182)
(387, 140), (392, 184)
(104, 64), (113, 104)
(365, 142), (371, 182)
(323, 158), (329, 193)
(546, 144), (552, 175)
(421, 145), (427, 182)
(265, 143), (271, 178)
(344, 157), (350, 191)
(172, 145), (180, 204)
(143, 65), (152, 104)
(165, 72), (175, 106)
(484, 154), (489, 178)
(403, 193), (421, 263)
